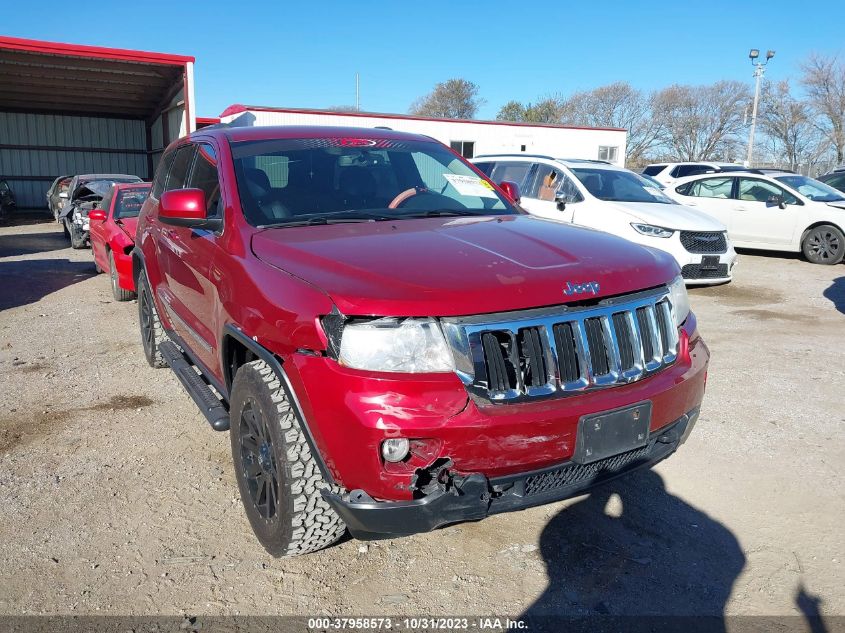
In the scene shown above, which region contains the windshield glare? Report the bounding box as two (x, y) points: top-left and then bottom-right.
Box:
(775, 175), (845, 202)
(230, 138), (515, 227)
(571, 167), (675, 204)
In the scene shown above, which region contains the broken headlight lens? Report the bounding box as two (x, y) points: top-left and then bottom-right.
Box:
(338, 317), (455, 373)
(668, 275), (690, 327)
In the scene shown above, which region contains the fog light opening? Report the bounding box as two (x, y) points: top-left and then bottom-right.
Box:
(381, 438), (410, 463)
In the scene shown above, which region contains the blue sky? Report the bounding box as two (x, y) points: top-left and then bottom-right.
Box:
(8, 1), (845, 119)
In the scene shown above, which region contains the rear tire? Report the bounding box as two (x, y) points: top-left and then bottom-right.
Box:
(110, 250), (135, 301)
(229, 359), (346, 557)
(137, 270), (168, 368)
(802, 224), (844, 265)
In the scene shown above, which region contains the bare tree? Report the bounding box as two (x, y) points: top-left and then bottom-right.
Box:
(410, 79), (484, 119)
(559, 82), (663, 164)
(758, 80), (819, 171)
(800, 54), (845, 163)
(652, 81), (750, 161)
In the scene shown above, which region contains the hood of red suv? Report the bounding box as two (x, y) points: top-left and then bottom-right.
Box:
(251, 215), (678, 317)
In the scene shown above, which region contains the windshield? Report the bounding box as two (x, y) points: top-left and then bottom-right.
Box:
(774, 175), (845, 202)
(115, 185), (151, 219)
(230, 137), (516, 227)
(571, 168), (675, 204)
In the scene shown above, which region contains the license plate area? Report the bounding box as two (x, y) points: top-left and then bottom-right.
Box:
(700, 255), (720, 270)
(574, 402), (652, 464)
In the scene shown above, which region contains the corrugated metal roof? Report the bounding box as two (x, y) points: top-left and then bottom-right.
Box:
(0, 36), (188, 118)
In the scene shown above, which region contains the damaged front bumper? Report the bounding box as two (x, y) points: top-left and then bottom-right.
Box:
(322, 408), (699, 540)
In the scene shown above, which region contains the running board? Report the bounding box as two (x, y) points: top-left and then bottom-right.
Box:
(160, 341), (230, 431)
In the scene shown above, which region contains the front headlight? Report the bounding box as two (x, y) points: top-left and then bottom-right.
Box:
(668, 275), (690, 327)
(631, 223), (674, 238)
(338, 317), (455, 373)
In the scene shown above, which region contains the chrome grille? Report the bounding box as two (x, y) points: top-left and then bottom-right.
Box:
(680, 231), (727, 254)
(443, 288), (678, 403)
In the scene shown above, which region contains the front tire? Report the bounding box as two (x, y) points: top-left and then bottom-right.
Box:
(802, 224), (844, 265)
(229, 359), (346, 557)
(110, 251), (135, 301)
(69, 221), (85, 249)
(137, 271), (168, 368)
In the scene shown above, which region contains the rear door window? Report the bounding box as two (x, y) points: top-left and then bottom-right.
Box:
(472, 162), (494, 176)
(684, 177), (734, 199)
(642, 165), (665, 176)
(490, 162), (533, 189)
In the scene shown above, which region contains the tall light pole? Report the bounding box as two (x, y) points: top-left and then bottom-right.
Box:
(746, 48), (775, 167)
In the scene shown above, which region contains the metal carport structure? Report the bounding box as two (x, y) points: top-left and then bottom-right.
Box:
(0, 36), (195, 211)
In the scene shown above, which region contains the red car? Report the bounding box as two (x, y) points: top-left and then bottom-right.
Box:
(133, 125), (709, 556)
(89, 182), (151, 300)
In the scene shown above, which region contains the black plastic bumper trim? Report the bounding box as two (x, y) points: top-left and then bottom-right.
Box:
(323, 408), (699, 540)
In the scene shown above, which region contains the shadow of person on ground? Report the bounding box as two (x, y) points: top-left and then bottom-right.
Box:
(522, 469), (744, 632)
(796, 583), (829, 633)
(0, 259), (96, 311)
(823, 278), (845, 315)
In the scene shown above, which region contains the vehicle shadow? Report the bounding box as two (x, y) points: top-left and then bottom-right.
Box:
(823, 278), (845, 315)
(734, 247), (801, 261)
(0, 230), (69, 257)
(521, 469), (745, 632)
(0, 259), (96, 311)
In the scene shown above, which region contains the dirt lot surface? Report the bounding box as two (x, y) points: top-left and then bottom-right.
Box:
(0, 219), (843, 625)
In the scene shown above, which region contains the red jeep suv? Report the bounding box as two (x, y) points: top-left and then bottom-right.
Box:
(134, 125), (708, 556)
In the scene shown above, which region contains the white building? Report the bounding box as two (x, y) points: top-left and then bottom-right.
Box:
(218, 105), (628, 167)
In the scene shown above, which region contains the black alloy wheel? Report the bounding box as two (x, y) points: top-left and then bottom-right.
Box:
(238, 400), (280, 520)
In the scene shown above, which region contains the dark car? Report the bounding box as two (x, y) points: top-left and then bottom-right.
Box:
(133, 125), (708, 556)
(817, 169), (845, 194)
(46, 175), (72, 221)
(0, 179), (17, 221)
(59, 174), (142, 248)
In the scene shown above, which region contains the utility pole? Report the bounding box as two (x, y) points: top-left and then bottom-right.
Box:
(355, 73), (360, 112)
(746, 49), (775, 167)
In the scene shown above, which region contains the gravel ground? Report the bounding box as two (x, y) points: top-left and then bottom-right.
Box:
(0, 218), (843, 625)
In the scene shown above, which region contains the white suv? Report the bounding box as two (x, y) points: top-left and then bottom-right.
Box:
(643, 162), (744, 187)
(472, 155), (738, 284)
(666, 171), (845, 264)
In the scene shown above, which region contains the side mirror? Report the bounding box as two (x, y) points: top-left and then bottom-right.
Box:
(159, 188), (221, 230)
(767, 194), (786, 209)
(88, 210), (106, 222)
(59, 192), (68, 199)
(498, 180), (521, 204)
(555, 195), (567, 212)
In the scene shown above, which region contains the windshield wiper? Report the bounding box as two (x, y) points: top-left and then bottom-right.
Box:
(399, 209), (493, 218)
(257, 210), (395, 229)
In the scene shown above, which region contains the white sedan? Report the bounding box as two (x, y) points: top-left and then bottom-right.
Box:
(666, 171), (845, 265)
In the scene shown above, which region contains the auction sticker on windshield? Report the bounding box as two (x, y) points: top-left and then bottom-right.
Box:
(443, 174), (498, 198)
